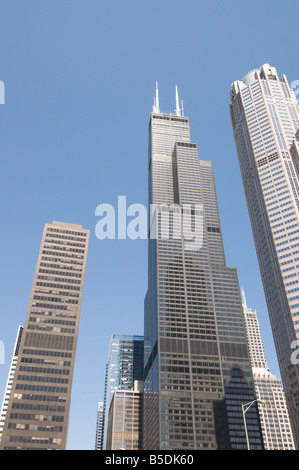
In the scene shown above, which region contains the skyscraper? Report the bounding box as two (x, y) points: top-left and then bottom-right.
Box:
(102, 334), (144, 449)
(0, 221), (89, 450)
(241, 288), (295, 449)
(230, 64), (299, 447)
(106, 380), (143, 450)
(143, 84), (264, 450)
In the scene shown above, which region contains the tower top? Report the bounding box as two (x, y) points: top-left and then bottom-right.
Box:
(152, 82), (184, 116)
(241, 286), (247, 308)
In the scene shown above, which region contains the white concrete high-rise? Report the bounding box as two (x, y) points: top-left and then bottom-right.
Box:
(230, 64), (299, 447)
(0, 326), (23, 442)
(95, 402), (104, 450)
(242, 289), (295, 449)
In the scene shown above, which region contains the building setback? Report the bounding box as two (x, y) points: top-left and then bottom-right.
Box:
(242, 288), (295, 449)
(143, 84), (264, 450)
(230, 64), (299, 447)
(0, 221), (89, 450)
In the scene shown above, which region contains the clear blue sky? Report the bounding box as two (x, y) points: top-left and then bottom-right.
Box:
(0, 0), (299, 450)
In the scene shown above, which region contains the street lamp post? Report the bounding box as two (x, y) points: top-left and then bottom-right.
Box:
(241, 399), (266, 450)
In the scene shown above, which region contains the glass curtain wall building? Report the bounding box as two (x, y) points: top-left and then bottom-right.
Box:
(230, 64), (299, 448)
(143, 84), (264, 450)
(0, 221), (89, 450)
(102, 334), (144, 449)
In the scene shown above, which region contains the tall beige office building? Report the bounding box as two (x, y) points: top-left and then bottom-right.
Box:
(0, 221), (89, 450)
(242, 289), (295, 450)
(230, 64), (299, 447)
(106, 381), (143, 450)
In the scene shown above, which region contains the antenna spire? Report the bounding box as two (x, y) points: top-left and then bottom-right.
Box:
(241, 286), (247, 308)
(153, 81), (160, 113)
(175, 85), (181, 116)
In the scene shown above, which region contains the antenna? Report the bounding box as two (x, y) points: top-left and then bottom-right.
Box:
(175, 85), (181, 116)
(152, 81), (160, 113)
(241, 286), (247, 308)
(181, 100), (184, 116)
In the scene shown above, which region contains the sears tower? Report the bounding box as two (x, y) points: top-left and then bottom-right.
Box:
(143, 84), (263, 450)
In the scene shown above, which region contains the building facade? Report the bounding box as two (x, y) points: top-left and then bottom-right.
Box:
(106, 381), (143, 450)
(0, 326), (23, 442)
(242, 288), (295, 449)
(95, 402), (104, 450)
(102, 334), (144, 449)
(0, 221), (89, 450)
(143, 85), (264, 450)
(230, 64), (299, 447)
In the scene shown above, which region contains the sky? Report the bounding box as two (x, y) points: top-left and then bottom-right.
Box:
(0, 0), (299, 450)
